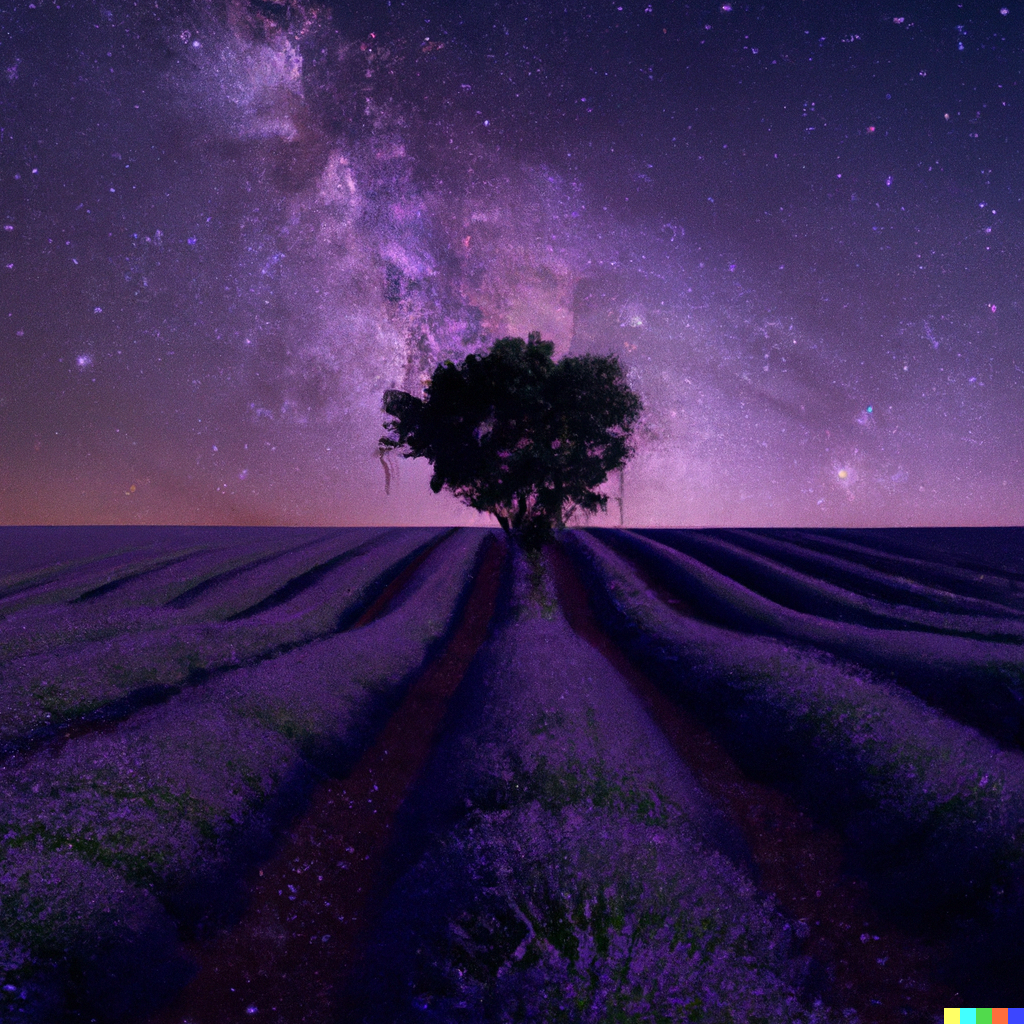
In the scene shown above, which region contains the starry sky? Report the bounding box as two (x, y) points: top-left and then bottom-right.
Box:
(1, 0), (1021, 528)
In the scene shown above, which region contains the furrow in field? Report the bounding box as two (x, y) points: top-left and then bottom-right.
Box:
(834, 528), (1024, 582)
(0, 529), (450, 759)
(341, 540), (839, 1024)
(0, 549), (204, 655)
(0, 546), (213, 618)
(69, 550), (214, 603)
(546, 538), (961, 1024)
(0, 562), (95, 603)
(71, 533), (334, 608)
(222, 539), (396, 621)
(724, 532), (1024, 618)
(138, 532), (508, 1024)
(0, 528), (492, 1023)
(598, 529), (1024, 750)
(642, 529), (1024, 640)
(763, 529), (1024, 611)
(561, 528), (1024, 1003)
(0, 531), (387, 663)
(164, 534), (354, 610)
(737, 528), (1024, 614)
(0, 542), (187, 603)
(165, 529), (390, 621)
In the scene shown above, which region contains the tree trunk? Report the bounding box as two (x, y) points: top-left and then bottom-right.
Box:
(552, 484), (565, 528)
(512, 494), (527, 531)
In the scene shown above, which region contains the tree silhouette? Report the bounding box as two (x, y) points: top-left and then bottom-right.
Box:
(379, 332), (643, 551)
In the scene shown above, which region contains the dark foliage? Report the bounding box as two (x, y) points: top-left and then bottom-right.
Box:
(379, 333), (643, 551)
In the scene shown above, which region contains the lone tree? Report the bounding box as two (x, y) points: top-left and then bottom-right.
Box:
(379, 332), (643, 552)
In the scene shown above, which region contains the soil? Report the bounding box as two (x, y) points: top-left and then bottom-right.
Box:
(72, 526), (964, 1021)
(136, 532), (507, 1024)
(545, 538), (962, 1023)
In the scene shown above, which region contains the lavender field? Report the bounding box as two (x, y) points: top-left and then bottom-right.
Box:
(0, 525), (1022, 1023)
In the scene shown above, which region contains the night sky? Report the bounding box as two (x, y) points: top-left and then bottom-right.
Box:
(1, 0), (1021, 528)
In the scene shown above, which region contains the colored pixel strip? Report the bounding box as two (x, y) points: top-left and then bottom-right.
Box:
(944, 1011), (1024, 1023)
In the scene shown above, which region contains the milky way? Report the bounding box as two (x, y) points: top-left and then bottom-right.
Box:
(1, 0), (1021, 527)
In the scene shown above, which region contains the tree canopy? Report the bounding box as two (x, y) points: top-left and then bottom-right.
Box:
(379, 332), (643, 551)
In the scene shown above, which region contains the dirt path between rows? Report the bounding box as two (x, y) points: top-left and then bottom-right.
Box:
(8, 534), (435, 767)
(137, 532), (507, 1024)
(546, 538), (962, 1024)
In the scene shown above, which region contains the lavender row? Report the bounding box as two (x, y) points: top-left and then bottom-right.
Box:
(746, 529), (1024, 613)
(823, 528), (1024, 581)
(0, 530), (387, 662)
(599, 529), (1024, 750)
(644, 529), (1024, 638)
(0, 527), (324, 612)
(346, 540), (837, 1024)
(0, 528), (492, 1021)
(0, 529), (450, 757)
(0, 544), (210, 615)
(560, 529), (1024, 975)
